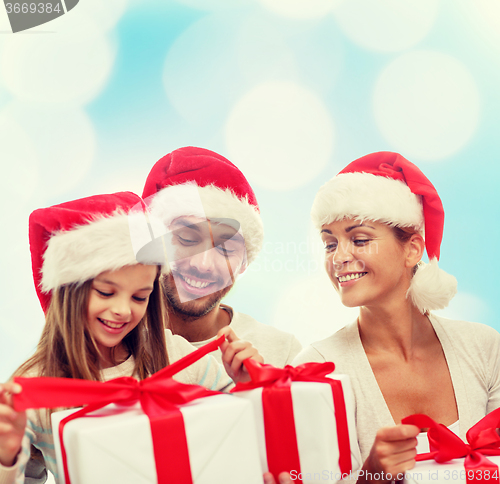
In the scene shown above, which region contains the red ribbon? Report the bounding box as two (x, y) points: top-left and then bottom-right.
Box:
(231, 360), (352, 483)
(14, 335), (225, 484)
(403, 409), (500, 484)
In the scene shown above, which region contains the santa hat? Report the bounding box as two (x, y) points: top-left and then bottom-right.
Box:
(311, 151), (457, 313)
(142, 146), (263, 266)
(29, 192), (164, 313)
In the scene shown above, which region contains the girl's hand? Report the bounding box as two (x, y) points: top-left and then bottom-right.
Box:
(0, 382), (26, 467)
(263, 472), (293, 484)
(360, 424), (419, 483)
(217, 326), (264, 383)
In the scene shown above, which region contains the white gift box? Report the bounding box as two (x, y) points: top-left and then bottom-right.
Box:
(52, 393), (263, 484)
(404, 456), (500, 484)
(233, 374), (362, 484)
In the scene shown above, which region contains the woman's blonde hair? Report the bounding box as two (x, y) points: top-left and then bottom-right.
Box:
(16, 266), (168, 381)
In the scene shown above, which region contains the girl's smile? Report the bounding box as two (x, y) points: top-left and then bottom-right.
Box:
(97, 317), (129, 332)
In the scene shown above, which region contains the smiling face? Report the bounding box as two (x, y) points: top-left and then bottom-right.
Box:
(321, 218), (416, 309)
(162, 216), (247, 318)
(87, 264), (157, 366)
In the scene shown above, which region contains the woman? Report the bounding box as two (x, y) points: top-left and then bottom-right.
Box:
(293, 152), (500, 482)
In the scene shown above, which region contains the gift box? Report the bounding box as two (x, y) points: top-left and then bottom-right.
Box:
(14, 335), (263, 484)
(231, 360), (362, 484)
(402, 411), (500, 484)
(51, 394), (263, 484)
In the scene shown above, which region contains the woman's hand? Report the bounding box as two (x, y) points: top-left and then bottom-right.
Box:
(360, 424), (420, 483)
(217, 326), (264, 383)
(0, 382), (26, 467)
(263, 471), (293, 484)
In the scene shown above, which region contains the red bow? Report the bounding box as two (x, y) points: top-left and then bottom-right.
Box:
(403, 409), (500, 483)
(14, 335), (225, 484)
(232, 360), (352, 483)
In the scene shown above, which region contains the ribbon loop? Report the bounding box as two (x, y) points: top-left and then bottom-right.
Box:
(402, 410), (500, 484)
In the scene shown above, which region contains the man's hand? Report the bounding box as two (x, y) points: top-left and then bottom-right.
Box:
(217, 326), (264, 383)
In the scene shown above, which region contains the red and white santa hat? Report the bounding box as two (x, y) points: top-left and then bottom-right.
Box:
(29, 191), (163, 313)
(142, 146), (264, 266)
(311, 151), (457, 313)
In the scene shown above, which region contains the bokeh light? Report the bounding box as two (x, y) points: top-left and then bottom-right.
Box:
(273, 273), (359, 346)
(163, 13), (244, 125)
(257, 0), (341, 20)
(333, 0), (438, 52)
(0, 110), (38, 214)
(435, 292), (491, 325)
(373, 51), (480, 160)
(3, 103), (96, 198)
(225, 81), (334, 191)
(0, 14), (115, 106)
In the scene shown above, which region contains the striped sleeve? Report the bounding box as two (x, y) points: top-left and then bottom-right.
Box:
(165, 330), (233, 391)
(0, 427), (31, 484)
(195, 354), (233, 392)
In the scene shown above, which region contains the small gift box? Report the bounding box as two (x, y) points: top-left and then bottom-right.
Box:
(231, 360), (362, 484)
(402, 411), (500, 484)
(14, 336), (263, 484)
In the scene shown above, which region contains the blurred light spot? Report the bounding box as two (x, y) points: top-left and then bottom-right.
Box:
(0, 3), (11, 32)
(236, 14), (298, 86)
(170, 0), (250, 10)
(373, 51), (479, 160)
(0, 111), (39, 213)
(236, 13), (344, 97)
(0, 235), (45, 381)
(61, 0), (128, 32)
(0, 14), (115, 106)
(225, 81), (334, 191)
(258, 0), (342, 20)
(86, 168), (149, 198)
(3, 103), (95, 198)
(272, 273), (358, 346)
(333, 0), (438, 52)
(462, 0), (500, 49)
(163, 13), (243, 125)
(434, 292), (491, 325)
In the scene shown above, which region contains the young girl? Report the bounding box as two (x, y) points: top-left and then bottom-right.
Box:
(293, 152), (500, 483)
(0, 191), (260, 484)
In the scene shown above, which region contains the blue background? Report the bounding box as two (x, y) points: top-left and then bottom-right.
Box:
(1, 0), (499, 382)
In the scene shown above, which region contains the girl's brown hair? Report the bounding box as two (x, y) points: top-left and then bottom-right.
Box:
(16, 266), (169, 381)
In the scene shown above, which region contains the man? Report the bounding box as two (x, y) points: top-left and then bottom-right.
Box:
(142, 146), (302, 367)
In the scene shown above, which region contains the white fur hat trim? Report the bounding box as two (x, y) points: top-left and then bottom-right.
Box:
(148, 182), (264, 265)
(311, 172), (424, 230)
(41, 211), (159, 292)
